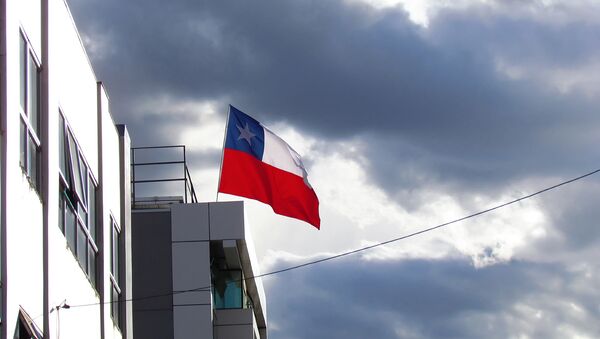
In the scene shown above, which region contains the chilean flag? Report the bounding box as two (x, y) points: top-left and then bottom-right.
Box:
(218, 105), (320, 229)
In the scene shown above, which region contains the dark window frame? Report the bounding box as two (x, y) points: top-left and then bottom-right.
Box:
(110, 215), (122, 329)
(16, 308), (43, 339)
(212, 268), (244, 309)
(58, 111), (99, 289)
(18, 30), (42, 191)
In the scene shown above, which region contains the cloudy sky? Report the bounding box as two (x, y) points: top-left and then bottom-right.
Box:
(67, 0), (600, 337)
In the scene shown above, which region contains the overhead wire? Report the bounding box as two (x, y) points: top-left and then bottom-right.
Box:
(69, 167), (600, 309)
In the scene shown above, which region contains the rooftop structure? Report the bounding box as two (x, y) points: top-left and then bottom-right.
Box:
(131, 147), (268, 339)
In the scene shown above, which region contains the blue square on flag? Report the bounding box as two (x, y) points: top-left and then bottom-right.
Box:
(225, 106), (265, 160)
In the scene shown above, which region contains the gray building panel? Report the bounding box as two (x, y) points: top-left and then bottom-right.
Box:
(132, 210), (174, 339)
(171, 241), (211, 305)
(171, 203), (209, 242)
(209, 201), (245, 240)
(173, 305), (213, 339)
(214, 308), (256, 339)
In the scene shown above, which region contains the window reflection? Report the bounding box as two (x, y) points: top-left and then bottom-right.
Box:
(213, 269), (243, 309)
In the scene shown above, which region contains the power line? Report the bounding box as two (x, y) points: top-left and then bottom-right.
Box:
(256, 168), (600, 279)
(69, 168), (600, 309)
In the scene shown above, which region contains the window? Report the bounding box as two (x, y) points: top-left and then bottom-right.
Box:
(58, 112), (98, 287)
(213, 269), (243, 309)
(211, 253), (254, 310)
(19, 32), (41, 190)
(16, 308), (43, 339)
(110, 216), (122, 329)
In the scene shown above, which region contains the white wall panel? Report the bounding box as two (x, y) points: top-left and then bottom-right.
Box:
(4, 0), (126, 337)
(50, 0), (98, 176)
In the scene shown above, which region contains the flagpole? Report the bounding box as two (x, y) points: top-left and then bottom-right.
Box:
(215, 104), (231, 202)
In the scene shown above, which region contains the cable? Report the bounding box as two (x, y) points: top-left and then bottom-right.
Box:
(68, 286), (212, 309)
(256, 168), (600, 278)
(69, 168), (600, 309)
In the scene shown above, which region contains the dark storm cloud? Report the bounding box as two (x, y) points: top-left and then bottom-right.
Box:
(66, 0), (600, 197)
(63, 1), (600, 337)
(535, 178), (600, 250)
(429, 5), (600, 68)
(265, 257), (600, 339)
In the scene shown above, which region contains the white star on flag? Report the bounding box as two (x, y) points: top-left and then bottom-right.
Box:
(237, 123), (256, 145)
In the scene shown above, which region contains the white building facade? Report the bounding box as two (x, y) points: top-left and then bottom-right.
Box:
(1, 0), (133, 338)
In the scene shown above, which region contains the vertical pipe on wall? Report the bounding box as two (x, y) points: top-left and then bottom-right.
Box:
(41, 0), (50, 336)
(96, 82), (105, 339)
(0, 0), (8, 336)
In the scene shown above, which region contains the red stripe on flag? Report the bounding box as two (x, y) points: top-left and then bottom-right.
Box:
(219, 149), (320, 229)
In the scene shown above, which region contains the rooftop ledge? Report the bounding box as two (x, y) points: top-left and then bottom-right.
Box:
(133, 196), (184, 209)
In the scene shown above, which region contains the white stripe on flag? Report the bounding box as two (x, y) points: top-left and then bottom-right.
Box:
(262, 127), (305, 178)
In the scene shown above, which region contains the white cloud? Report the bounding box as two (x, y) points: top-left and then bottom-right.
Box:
(349, 0), (491, 26)
(351, 0), (600, 28)
(132, 95), (228, 151)
(176, 105), (226, 152)
(495, 57), (600, 97)
(212, 129), (556, 273)
(79, 30), (116, 61)
(349, 0), (437, 26)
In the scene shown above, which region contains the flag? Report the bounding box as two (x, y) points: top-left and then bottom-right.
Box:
(218, 105), (320, 229)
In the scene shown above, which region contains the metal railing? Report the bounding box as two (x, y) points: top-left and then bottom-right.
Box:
(131, 145), (198, 208)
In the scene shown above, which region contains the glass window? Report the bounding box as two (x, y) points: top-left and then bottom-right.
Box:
(16, 309), (43, 339)
(27, 134), (39, 188)
(28, 57), (39, 135)
(88, 243), (96, 283)
(78, 153), (88, 205)
(65, 204), (76, 256)
(19, 34), (26, 110)
(58, 190), (65, 234)
(111, 221), (120, 282)
(19, 31), (41, 192)
(58, 113), (100, 289)
(19, 119), (26, 168)
(88, 178), (96, 241)
(110, 217), (122, 329)
(68, 132), (84, 200)
(58, 114), (68, 180)
(78, 203), (88, 226)
(77, 224), (87, 271)
(213, 270), (243, 309)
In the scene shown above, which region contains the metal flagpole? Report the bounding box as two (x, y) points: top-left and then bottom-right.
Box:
(215, 105), (231, 202)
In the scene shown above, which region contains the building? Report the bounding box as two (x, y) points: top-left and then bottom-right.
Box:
(130, 147), (268, 339)
(3, 0), (269, 338)
(1, 0), (133, 338)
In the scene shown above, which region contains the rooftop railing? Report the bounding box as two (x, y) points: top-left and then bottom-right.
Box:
(131, 145), (198, 208)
